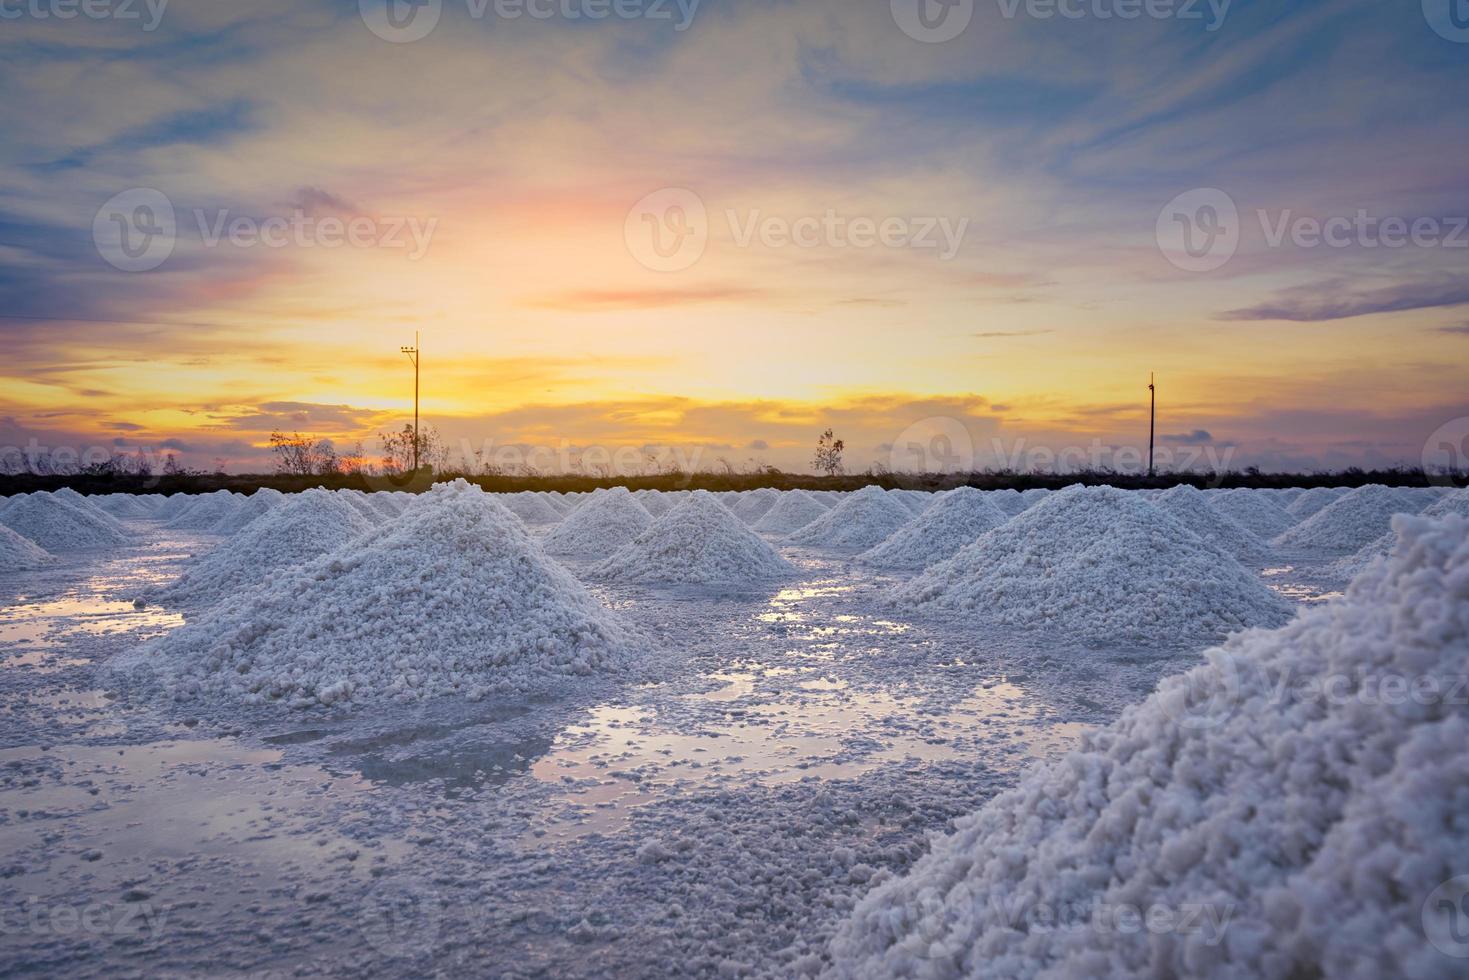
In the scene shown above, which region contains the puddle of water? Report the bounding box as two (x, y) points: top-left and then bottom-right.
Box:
(0, 596), (183, 652)
(1268, 583), (1345, 603)
(522, 678), (1089, 844)
(0, 738), (393, 922)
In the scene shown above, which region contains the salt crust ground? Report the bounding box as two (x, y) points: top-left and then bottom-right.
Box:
(542, 487), (654, 559)
(788, 486), (916, 550)
(112, 482), (637, 708)
(2, 485), (1449, 979)
(827, 514), (1469, 980)
(147, 488), (377, 607)
(897, 486), (1293, 645)
(589, 490), (795, 585)
(1273, 484), (1435, 553)
(859, 488), (1012, 570)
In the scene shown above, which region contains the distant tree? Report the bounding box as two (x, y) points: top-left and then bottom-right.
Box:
(378, 423), (447, 474)
(813, 428), (845, 477)
(162, 453), (182, 476)
(269, 432), (339, 475)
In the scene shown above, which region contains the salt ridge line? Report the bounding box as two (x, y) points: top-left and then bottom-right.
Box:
(827, 513), (1469, 980)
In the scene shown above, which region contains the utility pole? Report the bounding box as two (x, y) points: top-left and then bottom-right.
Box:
(400, 332), (420, 472)
(1148, 372), (1156, 477)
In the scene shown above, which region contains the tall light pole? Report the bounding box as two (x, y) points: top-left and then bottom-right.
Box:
(1148, 372), (1156, 478)
(400, 332), (419, 472)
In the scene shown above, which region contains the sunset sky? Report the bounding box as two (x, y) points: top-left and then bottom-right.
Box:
(2, 0), (1467, 474)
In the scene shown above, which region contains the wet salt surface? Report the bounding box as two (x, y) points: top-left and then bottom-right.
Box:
(0, 523), (1326, 978)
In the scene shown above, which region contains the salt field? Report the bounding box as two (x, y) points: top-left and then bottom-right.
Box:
(2, 483), (1465, 977)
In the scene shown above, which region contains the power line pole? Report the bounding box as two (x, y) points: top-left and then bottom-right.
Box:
(1148, 372), (1156, 477)
(401, 332), (419, 472)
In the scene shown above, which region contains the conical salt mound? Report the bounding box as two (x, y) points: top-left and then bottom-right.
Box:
(1326, 488), (1469, 580)
(986, 489), (1027, 516)
(165, 490), (242, 531)
(634, 490), (675, 518)
(892, 490), (935, 516)
(1209, 488), (1297, 539)
(752, 490), (829, 535)
(0, 523), (55, 571)
(540, 486), (653, 559)
(151, 488), (376, 607)
(897, 485), (1292, 644)
(336, 490), (387, 524)
(0, 493), (131, 551)
(212, 488), (286, 535)
(730, 487), (780, 525)
(589, 490), (794, 585)
(787, 486), (915, 549)
(1273, 484), (1433, 553)
(52, 488), (129, 534)
(93, 494), (155, 520)
(1154, 484), (1270, 562)
(501, 491), (563, 527)
(115, 482), (635, 708)
(1286, 485), (1347, 519)
(371, 493), (411, 518)
(829, 513), (1469, 980)
(858, 487), (1011, 570)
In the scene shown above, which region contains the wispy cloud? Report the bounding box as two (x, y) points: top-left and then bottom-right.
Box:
(1218, 279), (1469, 323)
